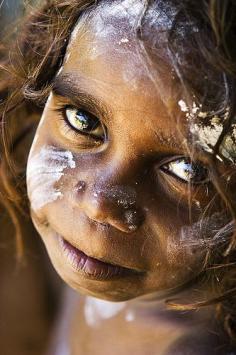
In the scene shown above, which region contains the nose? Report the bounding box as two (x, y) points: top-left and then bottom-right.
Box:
(77, 182), (144, 233)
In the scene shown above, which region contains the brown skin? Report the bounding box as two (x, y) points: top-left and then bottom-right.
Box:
(26, 3), (233, 353)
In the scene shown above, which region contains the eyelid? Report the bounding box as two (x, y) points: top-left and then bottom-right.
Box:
(51, 88), (111, 126)
(56, 105), (106, 142)
(52, 93), (102, 121)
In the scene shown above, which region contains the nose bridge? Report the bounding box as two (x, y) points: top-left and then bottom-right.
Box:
(101, 147), (147, 186)
(91, 148), (148, 201)
(79, 155), (146, 233)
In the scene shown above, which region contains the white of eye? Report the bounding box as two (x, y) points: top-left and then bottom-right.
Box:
(162, 158), (209, 183)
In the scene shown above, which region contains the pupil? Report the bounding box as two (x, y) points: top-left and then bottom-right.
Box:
(188, 162), (207, 182)
(76, 111), (90, 129)
(75, 110), (99, 132)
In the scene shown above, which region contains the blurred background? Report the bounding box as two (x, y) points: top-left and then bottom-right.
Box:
(0, 0), (23, 33)
(0, 2), (62, 355)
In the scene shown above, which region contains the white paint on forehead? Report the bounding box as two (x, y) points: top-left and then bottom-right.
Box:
(119, 37), (129, 44)
(27, 145), (76, 211)
(68, 0), (143, 56)
(84, 297), (125, 327)
(98, 0), (144, 25)
(62, 0), (171, 98)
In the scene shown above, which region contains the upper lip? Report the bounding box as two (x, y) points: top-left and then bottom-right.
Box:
(60, 234), (145, 274)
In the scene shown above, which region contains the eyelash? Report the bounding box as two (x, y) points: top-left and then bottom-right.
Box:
(54, 105), (210, 186)
(160, 157), (210, 186)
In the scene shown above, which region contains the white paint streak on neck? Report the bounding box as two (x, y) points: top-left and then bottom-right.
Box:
(84, 297), (125, 327)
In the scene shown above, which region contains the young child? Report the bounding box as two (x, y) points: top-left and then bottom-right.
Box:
(1, 0), (236, 353)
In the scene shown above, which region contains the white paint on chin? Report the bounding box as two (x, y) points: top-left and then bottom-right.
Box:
(27, 145), (76, 211)
(84, 296), (125, 327)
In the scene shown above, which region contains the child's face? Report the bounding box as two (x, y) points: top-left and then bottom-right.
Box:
(26, 2), (227, 301)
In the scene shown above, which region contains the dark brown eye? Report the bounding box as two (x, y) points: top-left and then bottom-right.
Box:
(161, 158), (209, 184)
(65, 107), (105, 139)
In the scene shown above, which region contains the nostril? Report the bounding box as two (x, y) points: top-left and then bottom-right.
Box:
(124, 209), (140, 232)
(76, 181), (86, 193)
(78, 184), (144, 233)
(124, 207), (145, 232)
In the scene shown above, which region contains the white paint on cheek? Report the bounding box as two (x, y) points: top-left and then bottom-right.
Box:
(84, 297), (125, 327)
(27, 145), (76, 211)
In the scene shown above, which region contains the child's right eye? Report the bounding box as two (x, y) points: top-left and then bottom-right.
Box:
(64, 106), (106, 141)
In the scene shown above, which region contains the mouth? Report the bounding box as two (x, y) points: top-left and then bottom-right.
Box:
(58, 235), (142, 281)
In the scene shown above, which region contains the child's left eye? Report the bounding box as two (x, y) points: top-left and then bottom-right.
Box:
(65, 107), (105, 140)
(161, 158), (209, 184)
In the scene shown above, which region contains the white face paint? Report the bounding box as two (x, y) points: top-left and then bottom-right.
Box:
(92, 185), (138, 230)
(62, 0), (178, 98)
(84, 296), (125, 327)
(191, 119), (223, 154)
(219, 123), (236, 163)
(27, 145), (76, 211)
(178, 99), (231, 156)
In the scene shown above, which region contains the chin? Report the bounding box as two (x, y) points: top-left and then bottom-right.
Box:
(52, 258), (146, 302)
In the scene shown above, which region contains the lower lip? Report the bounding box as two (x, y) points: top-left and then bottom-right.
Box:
(59, 237), (132, 280)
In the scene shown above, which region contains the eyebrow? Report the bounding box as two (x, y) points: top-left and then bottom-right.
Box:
(52, 73), (110, 119)
(52, 73), (184, 152)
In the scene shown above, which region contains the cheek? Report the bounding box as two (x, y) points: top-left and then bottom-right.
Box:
(26, 145), (76, 212)
(165, 211), (230, 271)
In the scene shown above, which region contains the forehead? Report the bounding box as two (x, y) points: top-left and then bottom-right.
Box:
(61, 0), (177, 109)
